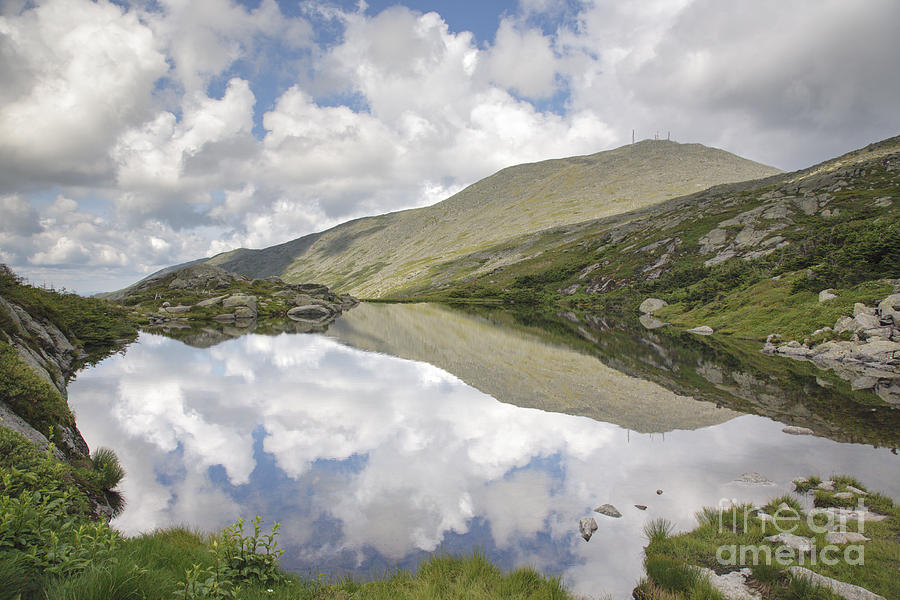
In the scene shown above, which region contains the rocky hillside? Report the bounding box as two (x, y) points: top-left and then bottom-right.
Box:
(0, 265), (139, 517)
(427, 135), (900, 403)
(127, 140), (780, 298)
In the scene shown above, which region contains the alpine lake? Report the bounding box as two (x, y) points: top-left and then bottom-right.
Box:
(68, 302), (900, 599)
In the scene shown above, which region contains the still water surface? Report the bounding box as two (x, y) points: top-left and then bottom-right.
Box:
(68, 304), (899, 599)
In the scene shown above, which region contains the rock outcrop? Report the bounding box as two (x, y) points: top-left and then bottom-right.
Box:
(137, 265), (358, 332)
(763, 286), (900, 404)
(0, 293), (90, 458)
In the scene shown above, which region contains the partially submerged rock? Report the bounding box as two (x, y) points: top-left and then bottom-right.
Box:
(288, 304), (334, 322)
(594, 504), (622, 518)
(782, 426), (814, 436)
(578, 517), (598, 541)
(734, 472), (773, 485)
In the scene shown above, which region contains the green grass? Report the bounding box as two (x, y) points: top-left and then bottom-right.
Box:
(1, 429), (580, 599)
(793, 476), (822, 494)
(656, 274), (893, 341)
(641, 479), (900, 600)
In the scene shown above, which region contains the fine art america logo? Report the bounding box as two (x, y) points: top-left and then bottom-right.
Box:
(714, 498), (870, 567)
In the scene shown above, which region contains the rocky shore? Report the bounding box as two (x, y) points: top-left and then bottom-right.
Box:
(0, 293), (92, 459)
(763, 288), (900, 404)
(123, 264), (358, 332)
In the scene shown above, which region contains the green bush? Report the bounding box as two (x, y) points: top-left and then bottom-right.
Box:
(175, 516), (285, 599)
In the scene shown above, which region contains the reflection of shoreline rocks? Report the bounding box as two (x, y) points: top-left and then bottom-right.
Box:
(763, 289), (900, 404)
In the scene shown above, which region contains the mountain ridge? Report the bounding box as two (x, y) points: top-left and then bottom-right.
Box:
(122, 140), (781, 298)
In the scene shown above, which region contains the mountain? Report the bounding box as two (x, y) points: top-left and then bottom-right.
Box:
(154, 140), (780, 298)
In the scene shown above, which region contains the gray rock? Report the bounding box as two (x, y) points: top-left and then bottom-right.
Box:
(834, 316), (856, 333)
(212, 313), (236, 323)
(764, 533), (814, 552)
(167, 264), (245, 290)
(578, 263), (601, 280)
(164, 305), (191, 314)
(819, 289), (837, 302)
(0, 400), (66, 460)
(578, 517), (598, 541)
(853, 302), (876, 317)
(704, 249), (737, 267)
(559, 283), (580, 296)
(818, 480), (836, 492)
(223, 295), (257, 311)
(686, 325), (714, 335)
(817, 508), (888, 523)
(776, 342), (810, 357)
(853, 313), (881, 330)
(699, 567), (762, 600)
(639, 314), (668, 329)
(845, 486), (867, 496)
(196, 294), (228, 307)
(788, 566), (886, 600)
(825, 531), (870, 544)
(233, 306), (256, 319)
(852, 340), (900, 363)
(782, 426), (814, 436)
(877, 293), (900, 322)
(287, 305), (333, 322)
(850, 376), (878, 390)
(735, 472), (773, 485)
(594, 504), (622, 518)
(698, 228), (729, 254)
(795, 197), (819, 215)
(639, 298), (668, 314)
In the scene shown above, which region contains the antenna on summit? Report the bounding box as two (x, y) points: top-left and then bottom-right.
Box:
(632, 129), (635, 144)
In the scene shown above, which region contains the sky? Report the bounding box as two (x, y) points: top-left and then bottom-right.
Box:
(1, 0), (899, 293)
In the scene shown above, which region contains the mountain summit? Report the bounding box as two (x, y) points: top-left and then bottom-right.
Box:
(145, 140), (782, 298)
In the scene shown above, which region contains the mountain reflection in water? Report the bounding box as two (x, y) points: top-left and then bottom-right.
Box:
(69, 309), (899, 599)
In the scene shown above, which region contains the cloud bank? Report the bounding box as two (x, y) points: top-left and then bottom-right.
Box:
(2, 0), (899, 291)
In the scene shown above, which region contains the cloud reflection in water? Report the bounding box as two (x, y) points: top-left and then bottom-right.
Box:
(69, 332), (899, 599)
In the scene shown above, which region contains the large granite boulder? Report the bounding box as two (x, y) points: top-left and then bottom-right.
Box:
(287, 305), (333, 322)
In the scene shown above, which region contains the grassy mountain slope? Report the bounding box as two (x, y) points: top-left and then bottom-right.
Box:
(199, 140), (780, 297)
(422, 136), (900, 339)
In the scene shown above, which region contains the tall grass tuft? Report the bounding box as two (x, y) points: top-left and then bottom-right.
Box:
(90, 446), (127, 516)
(644, 518), (675, 544)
